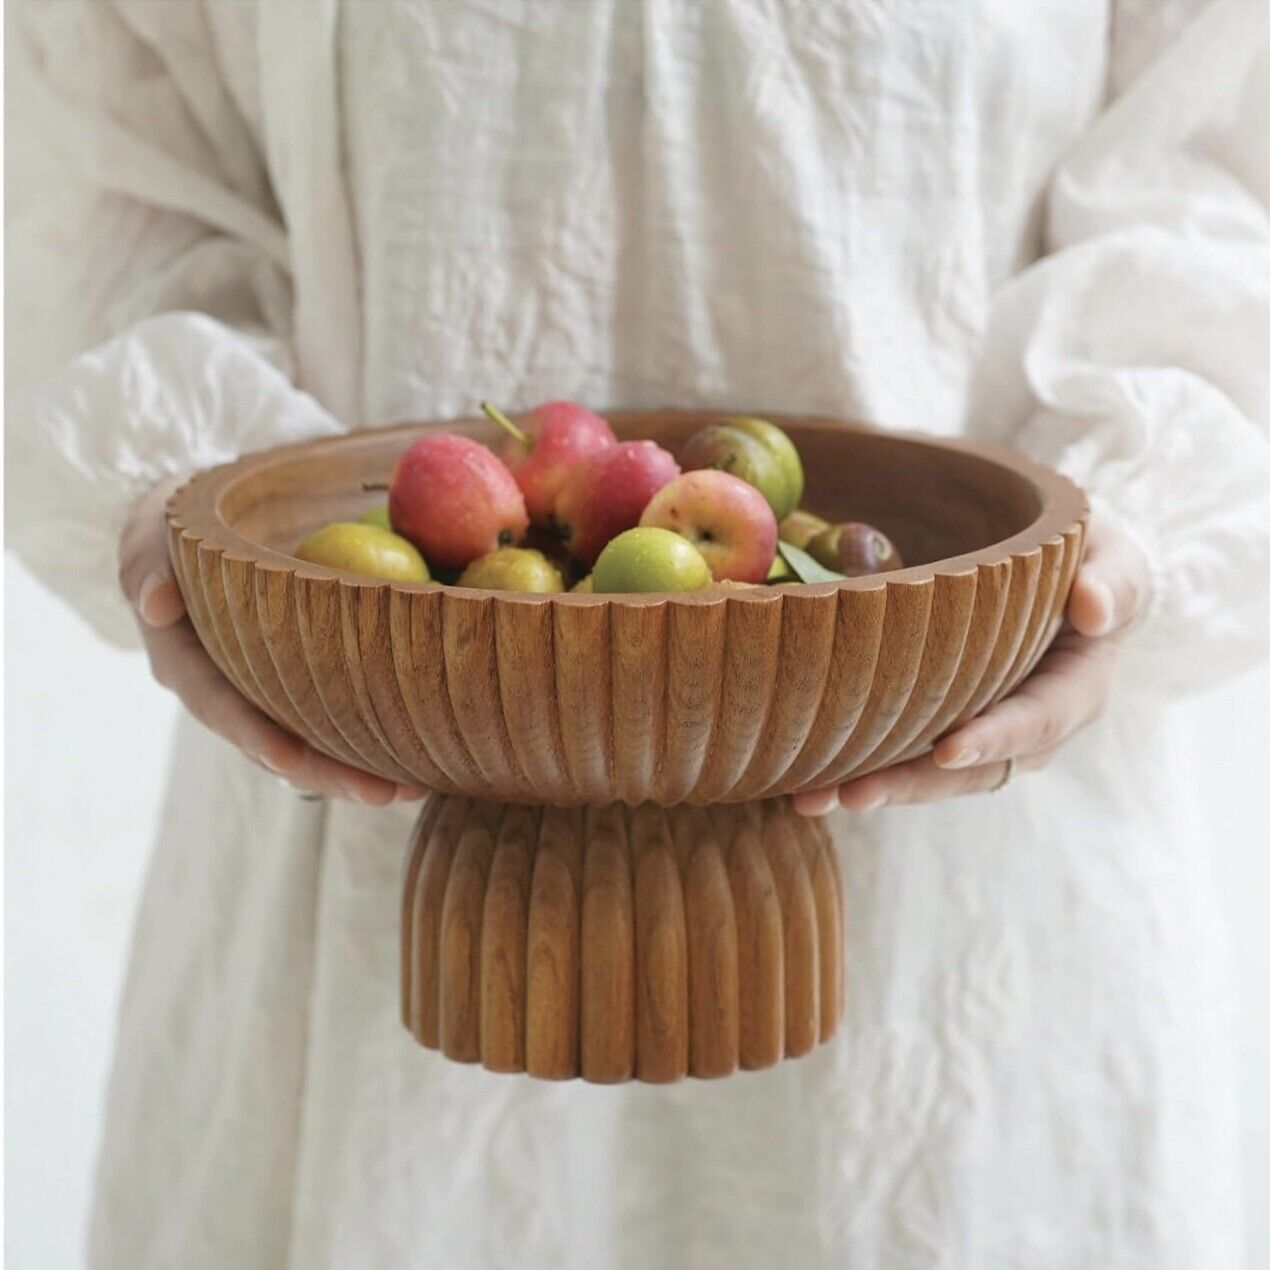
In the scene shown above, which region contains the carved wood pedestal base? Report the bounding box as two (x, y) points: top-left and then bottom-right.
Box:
(401, 797), (844, 1083)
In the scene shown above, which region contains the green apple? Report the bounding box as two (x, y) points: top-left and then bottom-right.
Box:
(726, 417), (804, 519)
(679, 424), (791, 520)
(295, 522), (430, 583)
(457, 547), (565, 593)
(591, 527), (712, 594)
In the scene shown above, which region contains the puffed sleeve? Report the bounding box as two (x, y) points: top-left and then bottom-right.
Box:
(6, 3), (342, 648)
(970, 0), (1270, 696)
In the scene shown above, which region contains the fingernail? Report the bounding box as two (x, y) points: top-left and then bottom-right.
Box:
(795, 788), (839, 818)
(942, 749), (980, 770)
(1083, 582), (1114, 635)
(137, 572), (164, 624)
(341, 782), (373, 805)
(839, 783), (887, 811)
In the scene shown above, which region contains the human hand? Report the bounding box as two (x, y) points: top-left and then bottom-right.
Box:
(792, 516), (1150, 816)
(120, 477), (426, 805)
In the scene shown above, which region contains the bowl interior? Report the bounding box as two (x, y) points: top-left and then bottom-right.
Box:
(216, 414), (1043, 575)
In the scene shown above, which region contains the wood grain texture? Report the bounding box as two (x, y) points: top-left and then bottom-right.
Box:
(167, 413), (1087, 807)
(525, 807), (583, 1079)
(579, 806), (636, 1082)
(402, 795), (844, 1082)
(630, 804), (689, 1082)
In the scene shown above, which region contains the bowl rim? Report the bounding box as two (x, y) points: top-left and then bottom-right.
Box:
(167, 412), (1088, 605)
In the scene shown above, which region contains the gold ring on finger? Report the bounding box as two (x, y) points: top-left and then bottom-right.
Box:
(992, 756), (1016, 793)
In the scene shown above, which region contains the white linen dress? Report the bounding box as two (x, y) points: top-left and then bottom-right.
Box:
(9, 2), (1270, 1267)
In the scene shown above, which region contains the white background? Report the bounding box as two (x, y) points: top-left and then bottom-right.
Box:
(6, 558), (1270, 1269)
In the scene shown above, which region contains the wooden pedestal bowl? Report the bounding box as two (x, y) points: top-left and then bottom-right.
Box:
(168, 411), (1086, 1081)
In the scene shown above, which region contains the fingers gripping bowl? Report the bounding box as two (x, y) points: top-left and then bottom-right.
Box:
(166, 412), (1087, 808)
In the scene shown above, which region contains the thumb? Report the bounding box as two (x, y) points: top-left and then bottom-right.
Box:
(119, 477), (187, 628)
(1067, 516), (1151, 638)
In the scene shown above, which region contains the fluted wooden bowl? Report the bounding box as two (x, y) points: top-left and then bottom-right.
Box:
(167, 412), (1086, 806)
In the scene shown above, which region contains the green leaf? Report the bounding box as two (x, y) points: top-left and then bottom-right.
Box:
(776, 540), (847, 583)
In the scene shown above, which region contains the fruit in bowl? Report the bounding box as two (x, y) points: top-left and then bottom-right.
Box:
(727, 415), (805, 518)
(808, 521), (903, 576)
(554, 440), (680, 564)
(457, 547), (565, 593)
(679, 423), (786, 519)
(295, 522), (430, 583)
(778, 508), (829, 550)
(483, 401), (616, 527)
(389, 433), (528, 568)
(591, 527), (712, 593)
(289, 410), (906, 593)
(679, 415), (804, 520)
(639, 469), (777, 583)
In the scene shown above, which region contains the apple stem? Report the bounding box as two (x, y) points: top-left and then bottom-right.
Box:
(361, 480), (389, 492)
(481, 401), (528, 446)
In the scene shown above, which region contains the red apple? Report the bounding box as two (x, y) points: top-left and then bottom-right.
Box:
(389, 433), (528, 568)
(484, 401), (616, 527)
(639, 469), (777, 583)
(554, 440), (681, 564)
